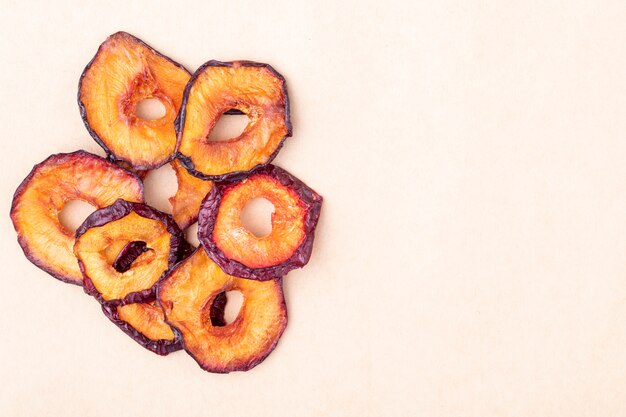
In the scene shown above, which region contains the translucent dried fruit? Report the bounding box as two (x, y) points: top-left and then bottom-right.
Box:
(10, 151), (144, 285)
(75, 199), (185, 303)
(101, 291), (182, 356)
(198, 165), (322, 280)
(168, 159), (213, 229)
(176, 60), (291, 180)
(79, 31), (191, 170)
(158, 248), (287, 373)
(115, 160), (149, 180)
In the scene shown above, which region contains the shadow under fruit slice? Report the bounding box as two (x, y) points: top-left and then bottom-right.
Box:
(158, 248), (287, 373)
(79, 31), (191, 170)
(176, 60), (291, 180)
(10, 151), (144, 285)
(198, 165), (323, 281)
(169, 159), (213, 229)
(75, 199), (185, 303)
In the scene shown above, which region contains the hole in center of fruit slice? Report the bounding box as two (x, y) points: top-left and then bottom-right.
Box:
(208, 113), (249, 142)
(185, 222), (199, 247)
(240, 198), (275, 238)
(59, 200), (96, 233)
(209, 291), (243, 327)
(224, 291), (244, 325)
(136, 98), (166, 120)
(143, 164), (177, 214)
(113, 241), (149, 273)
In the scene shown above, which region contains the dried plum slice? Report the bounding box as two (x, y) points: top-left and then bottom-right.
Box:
(10, 151), (144, 285)
(168, 159), (213, 229)
(198, 165), (322, 280)
(102, 290), (183, 356)
(157, 248), (287, 373)
(74, 199), (185, 303)
(175, 60), (291, 180)
(79, 31), (191, 170)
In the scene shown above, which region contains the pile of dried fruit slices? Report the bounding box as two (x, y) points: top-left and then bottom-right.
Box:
(10, 32), (322, 373)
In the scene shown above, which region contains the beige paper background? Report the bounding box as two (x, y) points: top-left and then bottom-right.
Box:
(2, 1), (626, 416)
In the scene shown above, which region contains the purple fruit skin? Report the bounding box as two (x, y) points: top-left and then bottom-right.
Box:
(174, 60), (291, 181)
(78, 31), (192, 171)
(112, 241), (148, 272)
(210, 292), (228, 327)
(156, 247), (288, 373)
(223, 109), (245, 115)
(197, 165), (323, 281)
(10, 150), (144, 286)
(177, 238), (195, 261)
(76, 199), (187, 304)
(101, 289), (182, 356)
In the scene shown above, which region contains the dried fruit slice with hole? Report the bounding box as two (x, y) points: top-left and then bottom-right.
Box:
(158, 248), (287, 373)
(75, 199), (186, 303)
(198, 165), (322, 280)
(79, 31), (191, 170)
(168, 159), (213, 229)
(175, 60), (291, 180)
(10, 151), (144, 285)
(101, 290), (183, 356)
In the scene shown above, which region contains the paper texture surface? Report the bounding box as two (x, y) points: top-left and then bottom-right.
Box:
(2, 1), (626, 416)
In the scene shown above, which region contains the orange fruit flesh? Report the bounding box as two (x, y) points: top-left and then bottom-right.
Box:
(115, 160), (148, 180)
(178, 64), (288, 177)
(213, 175), (306, 268)
(159, 249), (286, 372)
(80, 32), (190, 168)
(117, 301), (176, 341)
(168, 159), (213, 229)
(74, 212), (171, 301)
(11, 152), (144, 284)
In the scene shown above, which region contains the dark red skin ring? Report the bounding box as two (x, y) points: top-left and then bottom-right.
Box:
(174, 60), (292, 182)
(10, 150), (144, 286)
(78, 31), (192, 170)
(101, 289), (182, 356)
(197, 165), (323, 281)
(76, 199), (187, 304)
